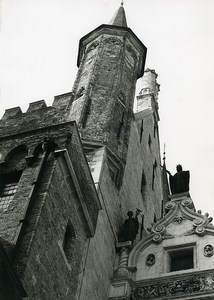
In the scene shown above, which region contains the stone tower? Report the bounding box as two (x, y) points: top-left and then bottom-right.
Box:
(0, 4), (164, 300)
(68, 5), (147, 187)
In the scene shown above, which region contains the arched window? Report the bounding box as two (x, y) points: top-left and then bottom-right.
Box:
(0, 145), (28, 212)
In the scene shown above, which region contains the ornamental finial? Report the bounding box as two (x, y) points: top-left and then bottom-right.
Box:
(121, 0), (124, 6)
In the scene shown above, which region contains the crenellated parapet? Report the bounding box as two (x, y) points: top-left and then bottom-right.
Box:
(0, 92), (73, 138)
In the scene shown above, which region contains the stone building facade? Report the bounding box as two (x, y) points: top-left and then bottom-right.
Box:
(0, 4), (211, 300)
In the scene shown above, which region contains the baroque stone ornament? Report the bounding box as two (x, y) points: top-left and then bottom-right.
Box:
(173, 214), (186, 224)
(193, 218), (204, 226)
(195, 225), (206, 236)
(152, 233), (162, 243)
(131, 273), (214, 299)
(146, 254), (155, 267)
(204, 244), (214, 257)
(165, 201), (176, 212)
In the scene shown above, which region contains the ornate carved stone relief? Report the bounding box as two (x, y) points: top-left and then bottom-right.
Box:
(131, 273), (214, 299)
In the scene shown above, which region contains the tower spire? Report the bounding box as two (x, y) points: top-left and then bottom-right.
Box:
(109, 4), (127, 27)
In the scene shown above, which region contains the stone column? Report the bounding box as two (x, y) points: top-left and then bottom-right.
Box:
(115, 241), (132, 278)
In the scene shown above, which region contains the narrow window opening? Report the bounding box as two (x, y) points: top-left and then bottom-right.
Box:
(141, 171), (147, 197)
(140, 214), (144, 240)
(153, 124), (156, 138)
(81, 97), (92, 128)
(140, 120), (144, 143)
(152, 160), (157, 190)
(63, 223), (76, 263)
(170, 248), (194, 272)
(148, 134), (152, 148)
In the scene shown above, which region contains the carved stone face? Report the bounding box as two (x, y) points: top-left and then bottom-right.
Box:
(204, 244), (214, 257)
(146, 254), (156, 267)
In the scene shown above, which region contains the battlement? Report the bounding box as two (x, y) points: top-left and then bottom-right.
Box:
(27, 100), (47, 113)
(2, 107), (23, 120)
(0, 92), (73, 138)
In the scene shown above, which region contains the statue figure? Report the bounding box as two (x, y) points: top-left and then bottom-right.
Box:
(166, 164), (190, 195)
(119, 210), (140, 243)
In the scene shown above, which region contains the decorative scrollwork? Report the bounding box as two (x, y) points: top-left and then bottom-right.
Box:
(154, 224), (165, 234)
(165, 201), (176, 211)
(195, 226), (206, 236)
(193, 218), (204, 227)
(152, 234), (162, 243)
(181, 198), (193, 208)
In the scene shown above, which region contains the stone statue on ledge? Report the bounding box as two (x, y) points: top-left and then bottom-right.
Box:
(166, 164), (190, 195)
(119, 210), (140, 243)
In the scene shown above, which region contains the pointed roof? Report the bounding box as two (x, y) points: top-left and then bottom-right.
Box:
(109, 5), (127, 27)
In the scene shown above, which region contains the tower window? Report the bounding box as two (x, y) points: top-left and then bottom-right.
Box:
(169, 248), (194, 272)
(148, 134), (152, 148)
(141, 171), (147, 197)
(154, 124), (157, 138)
(140, 120), (144, 143)
(0, 172), (21, 212)
(63, 222), (76, 263)
(152, 160), (157, 190)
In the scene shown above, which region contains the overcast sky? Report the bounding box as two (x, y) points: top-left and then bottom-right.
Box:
(1, 0), (214, 218)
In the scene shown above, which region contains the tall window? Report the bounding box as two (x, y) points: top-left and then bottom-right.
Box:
(140, 120), (144, 143)
(148, 134), (152, 149)
(152, 160), (157, 190)
(63, 222), (76, 263)
(0, 172), (21, 212)
(141, 171), (147, 197)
